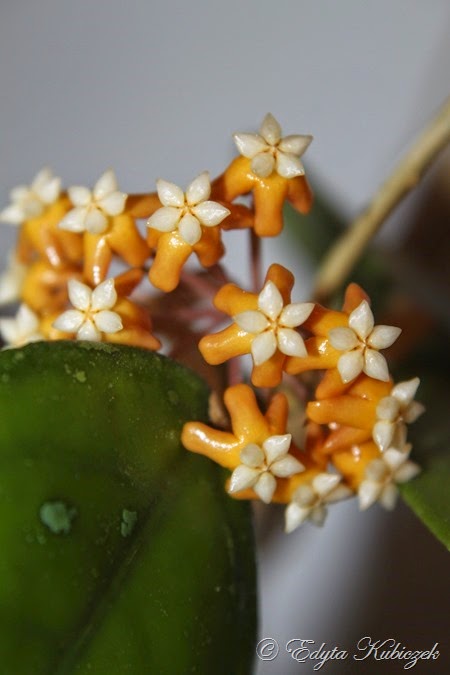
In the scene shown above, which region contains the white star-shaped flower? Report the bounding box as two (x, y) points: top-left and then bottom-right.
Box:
(285, 473), (352, 533)
(59, 169), (127, 235)
(52, 279), (123, 341)
(147, 171), (230, 246)
(234, 281), (314, 366)
(0, 304), (44, 348)
(233, 113), (313, 179)
(0, 252), (27, 305)
(228, 434), (304, 504)
(0, 168), (61, 225)
(328, 300), (401, 383)
(372, 377), (425, 452)
(358, 447), (421, 511)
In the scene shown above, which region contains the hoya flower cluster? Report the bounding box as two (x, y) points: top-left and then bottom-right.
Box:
(0, 114), (423, 532)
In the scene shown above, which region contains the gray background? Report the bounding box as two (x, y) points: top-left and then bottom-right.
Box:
(1, 2), (449, 673)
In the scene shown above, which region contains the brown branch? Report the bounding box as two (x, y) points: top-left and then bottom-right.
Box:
(313, 96), (450, 302)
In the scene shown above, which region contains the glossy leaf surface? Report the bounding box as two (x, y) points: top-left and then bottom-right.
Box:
(0, 342), (256, 674)
(400, 367), (450, 551)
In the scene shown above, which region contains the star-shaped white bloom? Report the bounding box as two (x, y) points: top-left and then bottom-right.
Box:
(328, 300), (401, 383)
(52, 279), (123, 341)
(233, 113), (313, 179)
(358, 447), (421, 511)
(372, 377), (425, 452)
(0, 304), (44, 348)
(285, 473), (353, 533)
(228, 434), (304, 504)
(147, 171), (230, 246)
(0, 252), (27, 305)
(0, 168), (61, 225)
(59, 169), (127, 235)
(233, 281), (314, 366)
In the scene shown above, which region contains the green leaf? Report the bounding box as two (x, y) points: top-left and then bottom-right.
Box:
(0, 342), (256, 674)
(400, 367), (450, 551)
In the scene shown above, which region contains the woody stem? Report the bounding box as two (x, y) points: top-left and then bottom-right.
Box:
(313, 96), (450, 302)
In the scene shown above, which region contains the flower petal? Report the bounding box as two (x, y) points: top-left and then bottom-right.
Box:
(191, 201), (230, 227)
(0, 318), (20, 344)
(271, 455), (304, 478)
(263, 433), (292, 464)
(52, 309), (85, 333)
(0, 204), (25, 224)
(337, 350), (364, 383)
(277, 327), (307, 357)
(394, 460), (421, 483)
(349, 300), (374, 341)
(233, 133), (268, 158)
(364, 348), (389, 381)
(240, 443), (264, 468)
(293, 484), (315, 507)
(35, 174), (61, 204)
(367, 325), (401, 349)
(17, 304), (39, 332)
(178, 213), (202, 245)
(186, 171), (210, 205)
(391, 424), (408, 451)
(391, 377), (420, 406)
(379, 484), (399, 511)
(383, 448), (407, 472)
(0, 257), (26, 305)
(91, 278), (117, 310)
(258, 280), (283, 321)
(156, 179), (184, 207)
(278, 134), (313, 156)
(68, 279), (91, 311)
(328, 326), (359, 351)
(147, 206), (181, 232)
(228, 465), (260, 494)
(93, 169), (118, 200)
(403, 401), (425, 424)
(279, 302), (314, 328)
(251, 330), (277, 365)
(376, 396), (400, 422)
(94, 310), (123, 334)
(10, 186), (29, 202)
(309, 505), (327, 527)
(234, 310), (269, 334)
(31, 168), (53, 190)
(251, 153), (275, 178)
(59, 206), (89, 232)
(260, 113), (281, 145)
(312, 472), (341, 498)
(254, 472), (277, 503)
(358, 479), (382, 510)
(98, 191), (127, 216)
(365, 458), (388, 482)
(285, 502), (310, 533)
(326, 484), (353, 503)
(77, 319), (101, 342)
(68, 186), (92, 207)
(85, 207), (109, 234)
(276, 152), (304, 178)
(372, 420), (394, 452)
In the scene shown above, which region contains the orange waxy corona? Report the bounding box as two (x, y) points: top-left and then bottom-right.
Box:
(58, 170), (149, 286)
(212, 113), (313, 236)
(199, 263), (314, 387)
